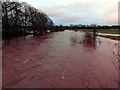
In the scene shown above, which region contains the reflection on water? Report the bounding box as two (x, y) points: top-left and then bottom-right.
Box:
(82, 32), (97, 49)
(70, 31), (101, 49)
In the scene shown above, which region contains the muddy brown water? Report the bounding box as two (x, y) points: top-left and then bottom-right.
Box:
(2, 30), (118, 88)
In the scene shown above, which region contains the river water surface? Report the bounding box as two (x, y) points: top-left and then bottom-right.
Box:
(2, 30), (118, 88)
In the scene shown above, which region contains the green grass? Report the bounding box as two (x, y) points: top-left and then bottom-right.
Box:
(97, 35), (120, 40)
(82, 29), (120, 34)
(81, 29), (120, 40)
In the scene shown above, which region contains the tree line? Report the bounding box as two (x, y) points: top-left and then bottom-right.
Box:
(2, 0), (56, 43)
(58, 24), (120, 30)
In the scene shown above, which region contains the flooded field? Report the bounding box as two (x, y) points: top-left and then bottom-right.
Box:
(2, 30), (118, 88)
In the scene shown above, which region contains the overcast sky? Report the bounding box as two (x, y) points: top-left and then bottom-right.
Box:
(19, 0), (119, 25)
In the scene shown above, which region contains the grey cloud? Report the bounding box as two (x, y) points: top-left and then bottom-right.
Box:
(37, 2), (89, 24)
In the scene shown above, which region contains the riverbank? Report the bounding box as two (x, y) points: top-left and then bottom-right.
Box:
(80, 29), (120, 40)
(97, 34), (120, 40)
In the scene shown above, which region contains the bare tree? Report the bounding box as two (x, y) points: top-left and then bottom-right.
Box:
(2, 0), (54, 43)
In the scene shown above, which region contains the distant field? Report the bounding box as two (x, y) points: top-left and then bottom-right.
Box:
(82, 29), (120, 34)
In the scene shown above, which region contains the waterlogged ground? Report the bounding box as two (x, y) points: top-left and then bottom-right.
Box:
(2, 30), (118, 88)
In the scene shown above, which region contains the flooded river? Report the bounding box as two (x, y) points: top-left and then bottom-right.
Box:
(2, 30), (118, 88)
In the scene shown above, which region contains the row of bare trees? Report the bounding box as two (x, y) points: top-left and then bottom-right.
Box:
(1, 0), (55, 43)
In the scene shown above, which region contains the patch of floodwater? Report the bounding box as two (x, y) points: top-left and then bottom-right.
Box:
(3, 30), (118, 88)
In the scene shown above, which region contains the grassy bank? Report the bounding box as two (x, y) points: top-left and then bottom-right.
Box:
(80, 29), (120, 40)
(97, 35), (120, 40)
(82, 29), (120, 34)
